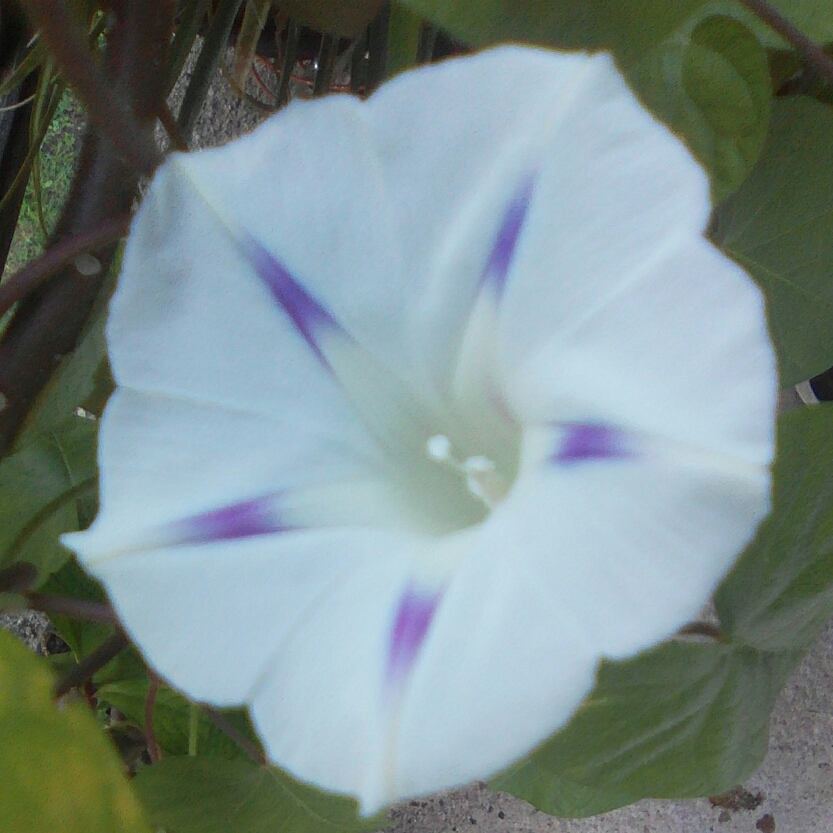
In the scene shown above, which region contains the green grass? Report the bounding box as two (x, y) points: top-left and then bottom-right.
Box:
(3, 91), (84, 278)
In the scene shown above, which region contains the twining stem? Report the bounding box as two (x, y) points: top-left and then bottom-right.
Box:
(0, 0), (175, 460)
(166, 0), (211, 97)
(736, 0), (833, 87)
(20, 0), (161, 174)
(158, 103), (189, 152)
(26, 592), (117, 624)
(312, 35), (338, 97)
(0, 218), (130, 319)
(177, 0), (243, 141)
(188, 701), (199, 756)
(6, 478), (98, 566)
(146, 672), (162, 762)
(54, 629), (129, 697)
(276, 19), (301, 108)
(0, 560), (38, 593)
(0, 69), (40, 275)
(202, 705), (267, 765)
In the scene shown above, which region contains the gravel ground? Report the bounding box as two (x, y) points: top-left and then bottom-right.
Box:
(0, 609), (52, 654)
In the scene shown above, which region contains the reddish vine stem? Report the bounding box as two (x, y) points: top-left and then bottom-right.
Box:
(158, 103), (189, 152)
(736, 0), (833, 87)
(54, 630), (129, 698)
(26, 592), (118, 625)
(0, 0), (176, 459)
(202, 706), (267, 766)
(0, 561), (38, 593)
(145, 672), (162, 762)
(20, 0), (162, 174)
(0, 214), (131, 319)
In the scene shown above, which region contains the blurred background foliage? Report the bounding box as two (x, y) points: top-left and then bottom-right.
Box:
(3, 1), (833, 830)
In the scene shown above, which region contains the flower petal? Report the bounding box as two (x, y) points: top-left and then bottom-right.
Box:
(496, 57), (711, 373)
(506, 237), (776, 463)
(86, 528), (422, 707)
(109, 158), (372, 442)
(67, 388), (394, 558)
(551, 422), (632, 464)
(247, 535), (464, 814)
(394, 435), (770, 798)
(163, 48), (615, 392)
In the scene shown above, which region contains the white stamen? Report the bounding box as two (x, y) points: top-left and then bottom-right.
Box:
(426, 434), (452, 461)
(464, 456), (495, 474)
(464, 456), (505, 509)
(426, 436), (506, 509)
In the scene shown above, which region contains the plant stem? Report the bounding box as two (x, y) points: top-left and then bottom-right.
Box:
(0, 560), (37, 593)
(276, 19), (301, 108)
(202, 706), (267, 765)
(158, 104), (189, 152)
(20, 0), (161, 174)
(0, 217), (130, 318)
(26, 592), (117, 624)
(0, 0), (176, 460)
(54, 629), (129, 697)
(736, 0), (833, 87)
(312, 35), (337, 97)
(145, 672), (162, 762)
(177, 0), (244, 141)
(5, 477), (98, 564)
(188, 701), (199, 756)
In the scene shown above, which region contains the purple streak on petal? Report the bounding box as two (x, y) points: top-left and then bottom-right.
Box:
(244, 238), (339, 366)
(166, 493), (292, 545)
(552, 423), (632, 465)
(481, 176), (535, 298)
(386, 586), (442, 692)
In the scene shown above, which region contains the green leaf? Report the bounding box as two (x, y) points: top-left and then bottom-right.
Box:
(713, 98), (833, 387)
(133, 757), (386, 833)
(0, 416), (96, 583)
(231, 0), (273, 89)
(400, 0), (703, 60)
(39, 556), (146, 684)
(22, 250), (116, 437)
(716, 405), (833, 650)
(404, 0), (833, 53)
(0, 628), (151, 833)
(98, 679), (262, 761)
(401, 2), (769, 200)
(490, 766), (635, 819)
(726, 0), (833, 48)
(38, 555), (107, 658)
(493, 640), (801, 813)
(387, 2), (423, 77)
(630, 15), (770, 202)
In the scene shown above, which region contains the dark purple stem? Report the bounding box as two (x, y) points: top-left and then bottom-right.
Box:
(0, 214), (131, 318)
(736, 0), (833, 87)
(26, 593), (118, 625)
(202, 706), (267, 765)
(146, 671), (162, 762)
(54, 630), (129, 698)
(0, 0), (176, 460)
(20, 0), (162, 174)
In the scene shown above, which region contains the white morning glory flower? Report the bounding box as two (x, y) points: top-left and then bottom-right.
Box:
(63, 46), (776, 813)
